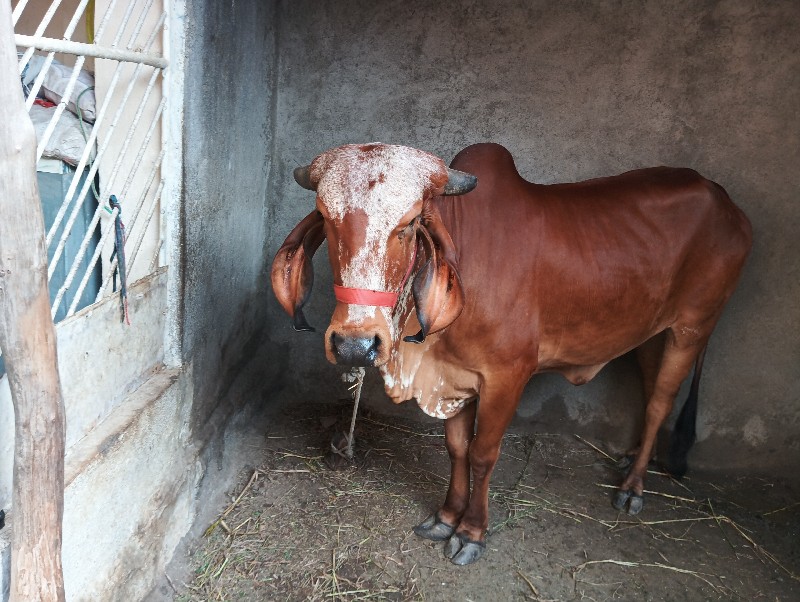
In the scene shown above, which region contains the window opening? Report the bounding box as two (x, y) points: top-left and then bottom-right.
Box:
(1, 0), (169, 374)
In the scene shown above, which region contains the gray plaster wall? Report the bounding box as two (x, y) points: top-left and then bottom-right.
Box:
(263, 0), (800, 473)
(180, 1), (280, 440)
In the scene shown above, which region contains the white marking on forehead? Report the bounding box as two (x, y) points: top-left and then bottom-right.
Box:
(312, 144), (446, 320)
(314, 143), (445, 226)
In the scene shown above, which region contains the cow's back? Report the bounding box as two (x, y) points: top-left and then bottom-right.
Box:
(435, 143), (751, 376)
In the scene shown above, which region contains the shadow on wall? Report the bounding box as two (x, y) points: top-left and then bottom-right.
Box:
(516, 353), (649, 456)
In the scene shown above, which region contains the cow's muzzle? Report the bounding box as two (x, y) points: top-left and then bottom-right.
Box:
(330, 332), (382, 367)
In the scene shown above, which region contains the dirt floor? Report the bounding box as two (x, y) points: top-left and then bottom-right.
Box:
(167, 398), (800, 601)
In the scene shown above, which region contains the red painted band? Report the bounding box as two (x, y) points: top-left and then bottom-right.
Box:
(334, 285), (398, 307)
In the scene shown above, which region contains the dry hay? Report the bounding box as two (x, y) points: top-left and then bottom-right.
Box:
(171, 400), (800, 601)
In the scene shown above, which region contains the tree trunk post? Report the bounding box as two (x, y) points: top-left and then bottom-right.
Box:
(0, 2), (67, 600)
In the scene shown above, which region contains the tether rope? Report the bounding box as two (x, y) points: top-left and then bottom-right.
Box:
(342, 367), (365, 460)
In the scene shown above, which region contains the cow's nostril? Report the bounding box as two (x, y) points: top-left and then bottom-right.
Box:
(366, 335), (381, 364)
(330, 333), (381, 366)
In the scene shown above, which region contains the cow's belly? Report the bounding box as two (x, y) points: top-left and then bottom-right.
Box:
(379, 346), (480, 419)
(535, 316), (671, 384)
(538, 361), (609, 385)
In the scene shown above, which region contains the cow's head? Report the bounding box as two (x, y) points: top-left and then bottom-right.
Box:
(271, 143), (477, 367)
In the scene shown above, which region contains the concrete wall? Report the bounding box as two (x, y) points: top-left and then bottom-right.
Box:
(179, 1), (279, 452)
(0, 273), (196, 601)
(264, 0), (800, 472)
(0, 269), (166, 508)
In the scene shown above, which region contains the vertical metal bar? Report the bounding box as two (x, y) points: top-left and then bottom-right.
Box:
(104, 0), (139, 48)
(46, 11), (164, 262)
(127, 0), (156, 51)
(33, 56), (86, 161)
(53, 205), (119, 319)
(123, 180), (163, 279)
(15, 0), (169, 320)
(47, 63), (152, 278)
(87, 0), (119, 43)
(95, 69), (161, 206)
(20, 0), (90, 110)
(113, 100), (164, 208)
(94, 146), (164, 299)
(62, 0), (92, 39)
(17, 0), (65, 74)
(27, 0), (118, 152)
(148, 238), (163, 274)
(49, 60), (164, 314)
(12, 0), (32, 26)
(23, 52), (54, 109)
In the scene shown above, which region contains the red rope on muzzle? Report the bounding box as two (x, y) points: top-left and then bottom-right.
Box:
(333, 243), (418, 309)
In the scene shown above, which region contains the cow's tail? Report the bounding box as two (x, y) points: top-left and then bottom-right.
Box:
(667, 345), (707, 478)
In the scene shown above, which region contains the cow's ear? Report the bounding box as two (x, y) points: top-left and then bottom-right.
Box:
(271, 210), (326, 332)
(404, 207), (464, 344)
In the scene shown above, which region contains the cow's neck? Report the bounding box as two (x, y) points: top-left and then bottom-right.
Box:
(379, 292), (425, 402)
(378, 309), (478, 419)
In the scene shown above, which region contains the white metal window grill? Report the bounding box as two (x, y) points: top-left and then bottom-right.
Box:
(5, 0), (167, 349)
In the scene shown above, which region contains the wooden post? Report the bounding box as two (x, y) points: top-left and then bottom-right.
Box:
(0, 2), (67, 601)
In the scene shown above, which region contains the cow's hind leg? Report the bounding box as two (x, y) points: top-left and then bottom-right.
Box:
(666, 344), (706, 478)
(617, 332), (667, 470)
(414, 399), (477, 541)
(613, 327), (707, 515)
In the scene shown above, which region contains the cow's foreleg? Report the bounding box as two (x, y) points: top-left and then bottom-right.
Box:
(443, 383), (522, 565)
(614, 328), (706, 515)
(413, 399), (477, 541)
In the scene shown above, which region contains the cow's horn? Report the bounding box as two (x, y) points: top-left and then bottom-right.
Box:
(294, 165), (316, 191)
(442, 168), (478, 196)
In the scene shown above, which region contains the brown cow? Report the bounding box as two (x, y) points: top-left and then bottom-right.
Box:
(272, 142), (752, 565)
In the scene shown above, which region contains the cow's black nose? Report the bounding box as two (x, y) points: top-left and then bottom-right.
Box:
(331, 333), (381, 366)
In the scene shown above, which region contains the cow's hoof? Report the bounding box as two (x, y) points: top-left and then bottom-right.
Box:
(444, 533), (486, 565)
(612, 488), (630, 511)
(627, 494), (644, 515)
(413, 513), (456, 541)
(612, 489), (644, 515)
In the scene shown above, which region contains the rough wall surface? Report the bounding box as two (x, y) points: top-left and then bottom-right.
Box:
(264, 0), (799, 472)
(61, 369), (198, 602)
(181, 0), (280, 439)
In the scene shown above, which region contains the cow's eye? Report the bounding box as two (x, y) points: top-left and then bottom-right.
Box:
(398, 217), (418, 240)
